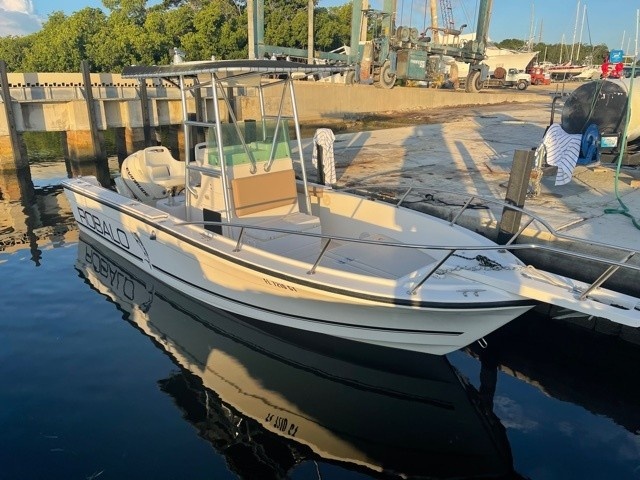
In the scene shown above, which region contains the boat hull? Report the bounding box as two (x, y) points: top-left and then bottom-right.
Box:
(63, 178), (534, 355)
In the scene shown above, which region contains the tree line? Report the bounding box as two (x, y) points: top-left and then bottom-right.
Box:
(0, 0), (351, 73)
(0, 0), (614, 73)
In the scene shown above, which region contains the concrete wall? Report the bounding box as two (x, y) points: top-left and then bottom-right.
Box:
(2, 76), (543, 135)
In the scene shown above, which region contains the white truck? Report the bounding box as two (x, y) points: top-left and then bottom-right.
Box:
(484, 67), (531, 90)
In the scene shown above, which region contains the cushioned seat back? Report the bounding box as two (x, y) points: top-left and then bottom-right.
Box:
(231, 169), (298, 217)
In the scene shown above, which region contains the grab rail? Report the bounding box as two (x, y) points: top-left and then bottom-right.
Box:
(173, 183), (640, 299)
(174, 219), (640, 278)
(355, 184), (640, 259)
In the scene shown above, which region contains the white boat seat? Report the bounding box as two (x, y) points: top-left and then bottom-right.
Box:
(230, 168), (321, 254)
(145, 146), (185, 188)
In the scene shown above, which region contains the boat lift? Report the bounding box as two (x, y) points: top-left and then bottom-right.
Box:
(246, 0), (493, 91)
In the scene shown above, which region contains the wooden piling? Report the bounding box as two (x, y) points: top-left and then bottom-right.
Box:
(138, 78), (154, 147)
(80, 60), (106, 162)
(497, 149), (535, 245)
(0, 60), (28, 171)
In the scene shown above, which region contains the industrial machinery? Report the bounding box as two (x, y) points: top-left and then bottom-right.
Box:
(246, 0), (494, 91)
(346, 0), (492, 90)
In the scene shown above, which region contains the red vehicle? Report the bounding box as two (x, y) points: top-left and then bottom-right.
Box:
(528, 66), (551, 85)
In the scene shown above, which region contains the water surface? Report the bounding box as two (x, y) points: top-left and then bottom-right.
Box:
(1, 165), (640, 479)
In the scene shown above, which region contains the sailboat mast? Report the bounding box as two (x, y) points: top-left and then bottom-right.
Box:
(633, 8), (640, 58)
(538, 19), (543, 43)
(576, 5), (586, 63)
(569, 0), (580, 63)
(528, 2), (535, 51)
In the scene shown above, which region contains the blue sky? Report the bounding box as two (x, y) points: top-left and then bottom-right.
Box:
(2, 0), (639, 55)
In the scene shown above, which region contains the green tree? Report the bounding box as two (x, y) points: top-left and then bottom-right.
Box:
(102, 0), (148, 24)
(264, 0), (311, 48)
(314, 4), (351, 51)
(0, 35), (33, 71)
(181, 1), (247, 60)
(22, 9), (107, 72)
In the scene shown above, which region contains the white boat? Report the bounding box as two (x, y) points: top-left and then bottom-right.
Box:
(455, 45), (538, 78)
(75, 234), (517, 478)
(62, 59), (640, 355)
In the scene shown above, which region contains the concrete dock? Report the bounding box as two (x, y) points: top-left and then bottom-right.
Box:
(299, 94), (640, 339)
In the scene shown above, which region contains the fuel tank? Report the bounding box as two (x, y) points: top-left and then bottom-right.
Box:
(561, 78), (640, 142)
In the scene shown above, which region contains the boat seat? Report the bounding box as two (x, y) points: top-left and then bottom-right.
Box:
(145, 146), (185, 188)
(231, 168), (321, 254)
(232, 169), (299, 217)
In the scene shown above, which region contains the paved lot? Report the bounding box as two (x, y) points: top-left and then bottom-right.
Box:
(300, 95), (640, 297)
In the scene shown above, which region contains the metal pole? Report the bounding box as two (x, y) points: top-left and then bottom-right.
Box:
(350, 0), (363, 64)
(430, 0), (438, 43)
(287, 78), (312, 213)
(474, 0), (493, 55)
(210, 74), (233, 221)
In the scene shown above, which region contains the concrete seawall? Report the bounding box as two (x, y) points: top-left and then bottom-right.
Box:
(1, 70), (546, 170)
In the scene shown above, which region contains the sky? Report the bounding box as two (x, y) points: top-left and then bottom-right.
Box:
(1, 0), (639, 55)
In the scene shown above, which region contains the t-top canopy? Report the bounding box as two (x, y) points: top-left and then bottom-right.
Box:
(122, 59), (348, 80)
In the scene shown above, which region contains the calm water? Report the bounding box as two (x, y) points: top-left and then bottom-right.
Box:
(2, 164), (640, 479)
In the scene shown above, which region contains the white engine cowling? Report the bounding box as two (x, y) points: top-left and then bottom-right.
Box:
(117, 146), (186, 203)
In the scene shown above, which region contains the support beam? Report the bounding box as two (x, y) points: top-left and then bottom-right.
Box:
(138, 78), (153, 147)
(64, 130), (97, 163)
(0, 60), (28, 171)
(80, 60), (106, 162)
(247, 0), (256, 59)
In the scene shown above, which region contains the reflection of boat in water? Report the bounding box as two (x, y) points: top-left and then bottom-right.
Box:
(468, 312), (640, 436)
(75, 234), (520, 479)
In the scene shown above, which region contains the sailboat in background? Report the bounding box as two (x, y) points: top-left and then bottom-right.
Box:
(546, 1), (594, 80)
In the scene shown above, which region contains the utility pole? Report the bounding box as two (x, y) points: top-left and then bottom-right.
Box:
(430, 0), (438, 43)
(308, 0), (314, 64)
(247, 0), (254, 58)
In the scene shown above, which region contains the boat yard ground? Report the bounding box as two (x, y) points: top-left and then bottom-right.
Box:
(297, 85), (640, 343)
